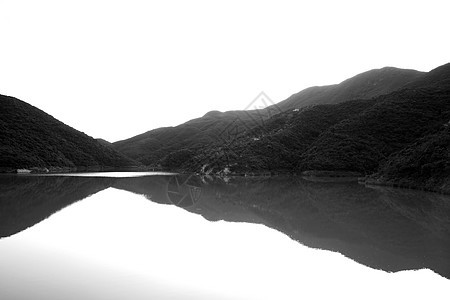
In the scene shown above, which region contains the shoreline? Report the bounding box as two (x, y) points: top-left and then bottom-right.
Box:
(0, 165), (150, 174)
(362, 176), (450, 196)
(2, 166), (448, 196)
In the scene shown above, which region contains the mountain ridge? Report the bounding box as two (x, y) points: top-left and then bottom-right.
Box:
(273, 66), (424, 110)
(120, 62), (450, 193)
(113, 65), (425, 164)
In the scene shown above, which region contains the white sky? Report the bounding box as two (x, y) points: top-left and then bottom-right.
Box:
(1, 0), (449, 142)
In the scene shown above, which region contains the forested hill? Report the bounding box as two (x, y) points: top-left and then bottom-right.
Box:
(0, 95), (140, 171)
(150, 62), (450, 193)
(112, 66), (423, 164)
(180, 86), (449, 174)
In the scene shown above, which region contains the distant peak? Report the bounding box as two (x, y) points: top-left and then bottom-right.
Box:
(427, 62), (450, 74)
(203, 110), (223, 118)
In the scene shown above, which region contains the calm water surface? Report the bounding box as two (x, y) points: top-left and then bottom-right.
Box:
(1, 173), (449, 299)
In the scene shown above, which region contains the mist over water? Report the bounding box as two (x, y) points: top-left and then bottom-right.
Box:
(1, 174), (449, 299)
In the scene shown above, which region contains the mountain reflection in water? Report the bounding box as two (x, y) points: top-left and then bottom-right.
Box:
(1, 173), (450, 281)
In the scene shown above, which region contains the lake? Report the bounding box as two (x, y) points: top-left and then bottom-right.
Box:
(1, 173), (449, 299)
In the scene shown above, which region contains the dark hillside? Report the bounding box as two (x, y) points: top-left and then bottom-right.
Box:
(369, 127), (450, 193)
(96, 138), (112, 147)
(0, 95), (139, 171)
(113, 66), (423, 166)
(178, 63), (450, 192)
(302, 88), (450, 173)
(404, 63), (450, 89)
(184, 99), (377, 173)
(112, 109), (274, 165)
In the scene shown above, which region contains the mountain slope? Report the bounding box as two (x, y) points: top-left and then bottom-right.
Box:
(301, 87), (450, 173)
(0, 95), (140, 171)
(180, 99), (377, 173)
(404, 62), (450, 89)
(96, 138), (113, 147)
(368, 127), (450, 193)
(113, 109), (275, 165)
(275, 67), (424, 110)
(114, 66), (423, 165)
(172, 62), (450, 193)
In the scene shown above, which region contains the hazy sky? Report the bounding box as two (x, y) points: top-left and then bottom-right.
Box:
(1, 0), (449, 142)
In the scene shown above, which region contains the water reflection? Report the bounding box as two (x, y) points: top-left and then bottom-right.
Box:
(167, 175), (202, 207)
(0, 175), (112, 238)
(1, 174), (450, 280)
